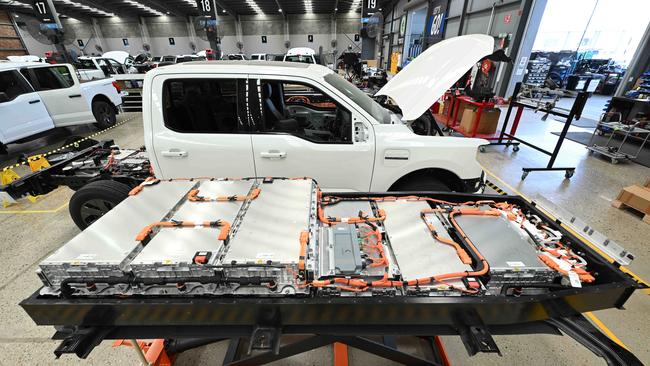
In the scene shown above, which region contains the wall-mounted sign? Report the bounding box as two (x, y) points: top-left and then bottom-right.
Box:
(354, 34), (360, 42)
(362, 0), (378, 18)
(426, 0), (448, 45)
(261, 35), (267, 43)
(399, 15), (407, 37)
(196, 0), (214, 17)
(504, 14), (512, 24)
(32, 0), (54, 22)
(307, 35), (313, 43)
(77, 39), (84, 47)
(169, 37), (175, 45)
(122, 38), (129, 46)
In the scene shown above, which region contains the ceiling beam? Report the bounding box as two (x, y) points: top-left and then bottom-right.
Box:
(213, 0), (236, 16)
(138, 0), (183, 16)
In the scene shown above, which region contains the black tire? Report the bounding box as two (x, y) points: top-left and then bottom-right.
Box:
(390, 176), (452, 192)
(92, 100), (116, 129)
(69, 180), (131, 230)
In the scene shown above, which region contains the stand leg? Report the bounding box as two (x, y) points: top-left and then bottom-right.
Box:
(334, 342), (349, 366)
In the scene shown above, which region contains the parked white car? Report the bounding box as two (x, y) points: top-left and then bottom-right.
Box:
(75, 56), (128, 80)
(251, 53), (272, 61)
(0, 62), (122, 153)
(143, 35), (494, 192)
(284, 47), (318, 64)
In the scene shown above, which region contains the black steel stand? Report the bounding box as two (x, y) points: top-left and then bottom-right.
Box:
(487, 82), (589, 180)
(222, 334), (447, 365)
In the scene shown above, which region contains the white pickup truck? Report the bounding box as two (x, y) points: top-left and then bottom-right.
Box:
(75, 56), (128, 81)
(0, 62), (122, 153)
(143, 35), (493, 192)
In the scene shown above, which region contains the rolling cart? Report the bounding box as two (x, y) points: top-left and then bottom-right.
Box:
(484, 82), (588, 180)
(587, 120), (650, 164)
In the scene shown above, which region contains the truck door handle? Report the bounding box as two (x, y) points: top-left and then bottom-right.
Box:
(260, 151), (287, 159)
(161, 149), (188, 158)
(68, 94), (82, 98)
(28, 99), (40, 104)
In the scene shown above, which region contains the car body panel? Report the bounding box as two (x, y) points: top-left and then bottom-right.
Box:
(376, 34), (494, 121)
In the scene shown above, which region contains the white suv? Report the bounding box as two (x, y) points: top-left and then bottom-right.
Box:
(144, 35), (493, 192)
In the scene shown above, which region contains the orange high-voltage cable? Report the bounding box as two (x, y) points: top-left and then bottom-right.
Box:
(187, 188), (261, 202)
(135, 220), (231, 241)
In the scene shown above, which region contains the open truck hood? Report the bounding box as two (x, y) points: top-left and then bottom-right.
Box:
(376, 34), (494, 121)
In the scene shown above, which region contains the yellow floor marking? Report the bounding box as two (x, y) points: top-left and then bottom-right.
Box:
(0, 201), (68, 214)
(584, 312), (629, 350)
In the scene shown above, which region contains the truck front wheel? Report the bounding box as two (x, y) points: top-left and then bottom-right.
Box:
(92, 100), (116, 129)
(389, 177), (451, 192)
(69, 180), (131, 230)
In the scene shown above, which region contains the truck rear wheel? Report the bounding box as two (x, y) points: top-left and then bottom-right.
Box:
(69, 180), (131, 230)
(92, 100), (116, 129)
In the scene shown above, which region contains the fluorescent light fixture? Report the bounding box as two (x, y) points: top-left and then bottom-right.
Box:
(304, 0), (312, 13)
(245, 0), (263, 14)
(180, 0), (197, 8)
(56, 0), (115, 16)
(122, 0), (165, 16)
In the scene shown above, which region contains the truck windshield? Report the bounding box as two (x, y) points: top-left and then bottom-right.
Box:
(75, 59), (96, 70)
(285, 55), (314, 64)
(324, 73), (390, 124)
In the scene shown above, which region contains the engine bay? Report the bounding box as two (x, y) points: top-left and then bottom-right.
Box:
(38, 177), (601, 298)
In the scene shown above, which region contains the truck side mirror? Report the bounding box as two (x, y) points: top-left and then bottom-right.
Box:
(0, 92), (9, 103)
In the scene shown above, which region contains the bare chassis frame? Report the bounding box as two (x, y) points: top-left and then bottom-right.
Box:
(20, 192), (645, 365)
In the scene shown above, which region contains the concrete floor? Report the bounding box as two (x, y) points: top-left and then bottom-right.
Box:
(0, 111), (648, 365)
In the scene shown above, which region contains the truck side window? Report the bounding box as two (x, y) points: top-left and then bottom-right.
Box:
(162, 78), (243, 133)
(257, 80), (352, 144)
(0, 71), (31, 102)
(29, 66), (74, 90)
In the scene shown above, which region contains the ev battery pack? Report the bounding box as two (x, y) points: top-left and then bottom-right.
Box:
(221, 179), (314, 265)
(453, 209), (557, 289)
(379, 200), (472, 289)
(38, 181), (196, 285)
(130, 180), (254, 278)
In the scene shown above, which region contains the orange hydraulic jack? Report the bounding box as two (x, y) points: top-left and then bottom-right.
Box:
(113, 339), (176, 366)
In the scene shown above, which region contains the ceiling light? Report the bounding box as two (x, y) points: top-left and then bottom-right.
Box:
(304, 0), (312, 13)
(56, 0), (114, 16)
(122, 0), (165, 16)
(245, 0), (263, 14)
(222, 9), (226, 13)
(180, 0), (197, 8)
(278, 8), (282, 12)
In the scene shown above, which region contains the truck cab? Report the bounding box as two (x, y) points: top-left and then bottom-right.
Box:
(143, 35), (495, 192)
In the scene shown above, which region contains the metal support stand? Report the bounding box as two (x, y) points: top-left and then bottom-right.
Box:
(221, 334), (446, 366)
(486, 82), (589, 180)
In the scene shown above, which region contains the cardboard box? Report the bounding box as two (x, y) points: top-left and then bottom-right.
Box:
(459, 107), (500, 135)
(365, 59), (378, 68)
(612, 185), (650, 224)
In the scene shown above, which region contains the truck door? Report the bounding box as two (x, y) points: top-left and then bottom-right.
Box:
(148, 75), (256, 179)
(249, 76), (375, 191)
(20, 65), (94, 127)
(0, 70), (53, 144)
